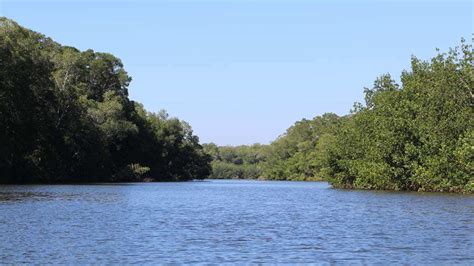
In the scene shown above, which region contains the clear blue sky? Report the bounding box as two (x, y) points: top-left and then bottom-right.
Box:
(1, 0), (471, 145)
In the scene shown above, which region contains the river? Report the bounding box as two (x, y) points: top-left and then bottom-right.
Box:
(0, 180), (472, 264)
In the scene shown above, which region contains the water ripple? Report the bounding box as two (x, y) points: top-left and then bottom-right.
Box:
(0, 180), (472, 264)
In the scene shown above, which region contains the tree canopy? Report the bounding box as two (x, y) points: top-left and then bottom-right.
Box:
(204, 40), (473, 193)
(0, 17), (211, 183)
(321, 40), (473, 192)
(1, 18), (471, 192)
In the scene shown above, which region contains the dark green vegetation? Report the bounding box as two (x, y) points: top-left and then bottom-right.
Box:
(206, 40), (473, 192)
(323, 41), (473, 193)
(202, 143), (266, 179)
(1, 18), (471, 192)
(204, 113), (341, 181)
(0, 18), (211, 183)
(262, 113), (341, 181)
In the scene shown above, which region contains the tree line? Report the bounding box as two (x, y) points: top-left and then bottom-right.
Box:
(202, 143), (266, 179)
(0, 18), (211, 183)
(1, 18), (472, 191)
(206, 40), (473, 193)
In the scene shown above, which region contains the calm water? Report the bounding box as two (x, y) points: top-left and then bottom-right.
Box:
(0, 180), (472, 264)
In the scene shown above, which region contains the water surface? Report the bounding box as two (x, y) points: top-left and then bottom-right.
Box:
(0, 180), (472, 264)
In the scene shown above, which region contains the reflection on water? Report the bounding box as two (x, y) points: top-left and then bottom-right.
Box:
(0, 180), (472, 264)
(0, 191), (53, 202)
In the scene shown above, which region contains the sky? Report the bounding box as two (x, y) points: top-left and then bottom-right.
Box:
(0, 0), (472, 145)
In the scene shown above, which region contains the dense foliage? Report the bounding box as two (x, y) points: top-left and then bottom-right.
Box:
(1, 18), (471, 192)
(203, 114), (342, 181)
(205, 40), (473, 192)
(262, 113), (341, 181)
(202, 143), (266, 179)
(0, 18), (211, 183)
(321, 41), (473, 192)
